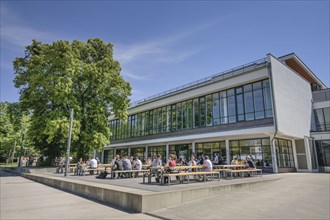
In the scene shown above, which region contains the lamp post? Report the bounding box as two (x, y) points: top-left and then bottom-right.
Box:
(64, 108), (74, 177)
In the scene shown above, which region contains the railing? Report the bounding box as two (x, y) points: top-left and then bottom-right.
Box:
(130, 57), (268, 108)
(311, 122), (330, 132)
(312, 89), (330, 102)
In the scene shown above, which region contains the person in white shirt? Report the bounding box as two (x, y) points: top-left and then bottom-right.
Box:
(202, 155), (213, 172)
(90, 157), (98, 169)
(188, 155), (197, 172)
(133, 157), (142, 170)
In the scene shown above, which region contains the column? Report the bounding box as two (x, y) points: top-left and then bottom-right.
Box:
(128, 147), (131, 157)
(292, 139), (299, 171)
(166, 144), (169, 160)
(226, 139), (230, 165)
(192, 142), (196, 155)
(101, 150), (104, 164)
(270, 136), (278, 174)
(145, 146), (148, 159)
(304, 137), (313, 172)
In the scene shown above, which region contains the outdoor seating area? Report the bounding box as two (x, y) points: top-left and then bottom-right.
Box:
(56, 162), (263, 187)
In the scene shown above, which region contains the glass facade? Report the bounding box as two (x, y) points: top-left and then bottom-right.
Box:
(275, 139), (295, 168)
(169, 144), (193, 162)
(148, 146), (166, 162)
(195, 142), (226, 163)
(315, 140), (330, 167)
(229, 138), (272, 168)
(110, 79), (273, 141)
(103, 149), (115, 164)
(312, 107), (330, 132)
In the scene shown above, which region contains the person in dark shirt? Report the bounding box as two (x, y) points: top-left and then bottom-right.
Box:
(113, 155), (124, 178)
(245, 156), (256, 177)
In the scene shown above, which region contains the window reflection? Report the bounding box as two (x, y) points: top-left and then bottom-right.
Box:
(110, 79), (274, 140)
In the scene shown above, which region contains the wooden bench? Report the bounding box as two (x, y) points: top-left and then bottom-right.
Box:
(229, 169), (262, 178)
(111, 169), (150, 179)
(213, 169), (232, 179)
(162, 171), (220, 186)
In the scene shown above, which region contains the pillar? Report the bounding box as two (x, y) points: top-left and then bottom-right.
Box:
(226, 139), (230, 165)
(270, 136), (278, 174)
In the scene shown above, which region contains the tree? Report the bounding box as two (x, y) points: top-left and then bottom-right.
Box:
(13, 39), (131, 163)
(0, 102), (32, 163)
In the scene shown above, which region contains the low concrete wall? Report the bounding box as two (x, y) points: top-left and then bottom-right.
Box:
(21, 173), (143, 213)
(1, 167), (278, 213)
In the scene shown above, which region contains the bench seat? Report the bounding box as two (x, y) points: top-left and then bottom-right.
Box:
(162, 171), (220, 186)
(111, 169), (150, 179)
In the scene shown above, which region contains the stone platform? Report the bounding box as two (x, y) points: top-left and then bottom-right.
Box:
(1, 167), (280, 213)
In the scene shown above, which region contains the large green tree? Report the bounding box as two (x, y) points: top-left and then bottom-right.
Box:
(13, 39), (131, 163)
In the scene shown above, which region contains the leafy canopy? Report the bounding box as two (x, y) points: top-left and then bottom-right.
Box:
(13, 39), (131, 161)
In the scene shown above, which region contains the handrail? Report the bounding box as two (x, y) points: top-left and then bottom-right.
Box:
(130, 57), (268, 108)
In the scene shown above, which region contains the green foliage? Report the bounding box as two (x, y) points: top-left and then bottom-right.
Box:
(0, 102), (33, 163)
(13, 39), (131, 161)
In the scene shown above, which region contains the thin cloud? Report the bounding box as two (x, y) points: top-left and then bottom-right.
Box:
(114, 18), (224, 65)
(121, 69), (153, 81)
(1, 4), (56, 50)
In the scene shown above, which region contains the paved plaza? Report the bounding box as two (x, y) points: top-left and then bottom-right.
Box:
(1, 170), (329, 219)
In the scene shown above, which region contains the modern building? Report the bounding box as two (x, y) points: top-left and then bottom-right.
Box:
(103, 53), (329, 173)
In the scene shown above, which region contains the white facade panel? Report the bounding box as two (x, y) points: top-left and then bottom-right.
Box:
(270, 55), (312, 138)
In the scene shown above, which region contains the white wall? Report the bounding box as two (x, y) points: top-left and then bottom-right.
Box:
(270, 55), (312, 138)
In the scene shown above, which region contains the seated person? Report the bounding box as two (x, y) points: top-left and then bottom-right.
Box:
(188, 155), (197, 172)
(132, 157), (142, 177)
(77, 158), (84, 176)
(245, 156), (256, 177)
(123, 156), (132, 178)
(88, 157), (98, 175)
(200, 155), (213, 181)
(202, 155), (213, 172)
(245, 156), (256, 170)
(113, 155), (124, 178)
(152, 154), (162, 183)
(164, 154), (177, 183)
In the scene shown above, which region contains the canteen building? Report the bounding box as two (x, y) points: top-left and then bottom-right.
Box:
(103, 53), (329, 173)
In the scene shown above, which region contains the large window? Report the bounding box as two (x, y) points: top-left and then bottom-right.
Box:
(169, 144), (193, 163)
(230, 138), (272, 168)
(148, 146), (166, 162)
(315, 140), (330, 166)
(313, 107), (330, 132)
(196, 142), (226, 162)
(110, 79), (273, 141)
(103, 149), (115, 164)
(275, 139), (294, 168)
(131, 147), (145, 160)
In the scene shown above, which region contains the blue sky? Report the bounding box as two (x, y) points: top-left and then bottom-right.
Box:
(1, 1), (329, 103)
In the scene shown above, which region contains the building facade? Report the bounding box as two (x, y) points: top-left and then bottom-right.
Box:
(104, 53), (329, 173)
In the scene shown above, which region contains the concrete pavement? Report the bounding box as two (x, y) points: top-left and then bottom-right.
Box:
(149, 173), (330, 219)
(0, 171), (155, 220)
(1, 171), (329, 219)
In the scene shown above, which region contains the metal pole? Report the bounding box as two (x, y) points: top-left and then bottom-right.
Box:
(64, 108), (74, 177)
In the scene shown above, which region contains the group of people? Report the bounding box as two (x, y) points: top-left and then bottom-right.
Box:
(76, 156), (101, 175)
(231, 155), (256, 169)
(111, 155), (142, 178)
(151, 154), (214, 183)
